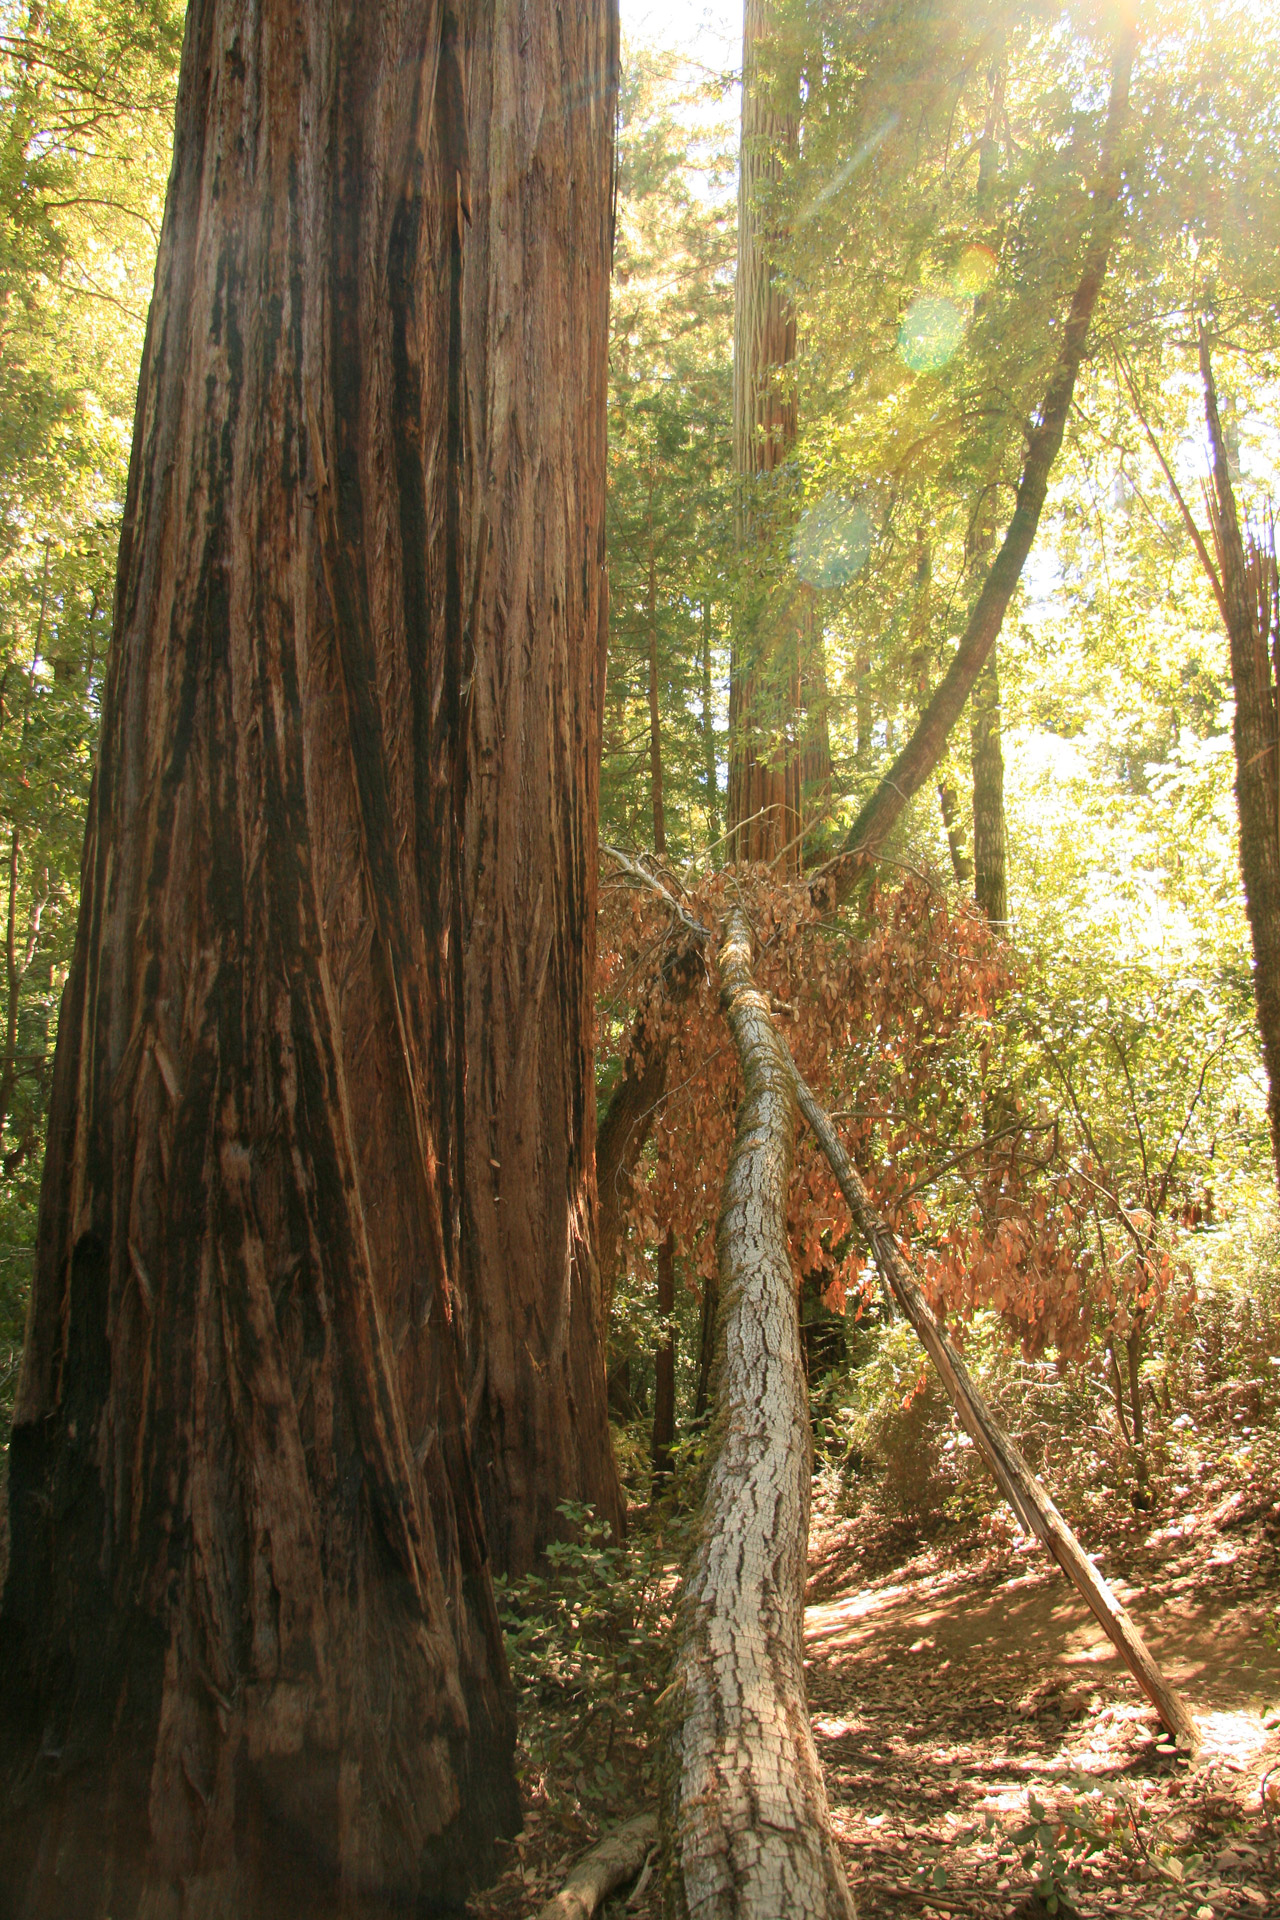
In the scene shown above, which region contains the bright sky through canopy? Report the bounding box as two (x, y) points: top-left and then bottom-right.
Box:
(619, 0), (741, 71)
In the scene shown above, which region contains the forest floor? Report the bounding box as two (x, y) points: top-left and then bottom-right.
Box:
(471, 1470), (1280, 1919)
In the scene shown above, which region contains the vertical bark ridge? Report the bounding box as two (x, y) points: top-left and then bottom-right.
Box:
(0, 3), (521, 1911)
(458, 0), (623, 1574)
(666, 910), (855, 1920)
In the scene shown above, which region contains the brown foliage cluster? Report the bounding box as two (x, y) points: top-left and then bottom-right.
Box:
(598, 864), (1097, 1359)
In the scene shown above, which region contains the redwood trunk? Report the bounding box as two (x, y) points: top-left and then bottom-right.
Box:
(727, 0), (828, 874)
(0, 0), (623, 1906)
(456, 0), (623, 1575)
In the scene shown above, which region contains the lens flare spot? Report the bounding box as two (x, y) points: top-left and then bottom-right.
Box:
(898, 295), (969, 374)
(792, 497), (873, 588)
(954, 243), (998, 297)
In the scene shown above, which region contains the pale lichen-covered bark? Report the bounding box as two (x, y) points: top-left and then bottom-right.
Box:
(666, 911), (855, 1920)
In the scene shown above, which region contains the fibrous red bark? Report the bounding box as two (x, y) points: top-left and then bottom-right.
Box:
(727, 0), (831, 874)
(458, 0), (623, 1579)
(0, 0), (621, 1906)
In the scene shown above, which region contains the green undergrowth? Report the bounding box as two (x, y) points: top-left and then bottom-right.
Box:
(493, 1500), (684, 1821)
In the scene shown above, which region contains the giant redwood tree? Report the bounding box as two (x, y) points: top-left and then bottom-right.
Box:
(459, 2), (623, 1573)
(728, 0), (831, 873)
(0, 0), (619, 1911)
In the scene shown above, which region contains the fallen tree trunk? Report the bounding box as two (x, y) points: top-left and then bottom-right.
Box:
(786, 1054), (1199, 1751)
(666, 911), (856, 1920)
(535, 1813), (659, 1920)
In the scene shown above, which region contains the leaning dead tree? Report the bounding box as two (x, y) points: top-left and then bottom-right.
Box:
(788, 1061), (1199, 1749)
(665, 912), (856, 1920)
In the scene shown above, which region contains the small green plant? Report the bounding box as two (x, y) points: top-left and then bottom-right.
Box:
(991, 1792), (1108, 1914)
(493, 1501), (679, 1812)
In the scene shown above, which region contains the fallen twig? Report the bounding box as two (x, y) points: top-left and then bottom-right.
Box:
(534, 1813), (659, 1920)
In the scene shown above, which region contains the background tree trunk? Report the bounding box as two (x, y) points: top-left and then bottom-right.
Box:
(457, 0), (623, 1577)
(971, 644), (1008, 924)
(727, 0), (828, 875)
(651, 1226), (676, 1497)
(702, 598), (719, 851)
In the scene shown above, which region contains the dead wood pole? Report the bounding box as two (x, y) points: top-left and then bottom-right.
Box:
(666, 909), (856, 1920)
(784, 1055), (1199, 1751)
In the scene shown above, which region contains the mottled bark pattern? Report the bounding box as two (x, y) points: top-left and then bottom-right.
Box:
(0, 0), (608, 1908)
(666, 913), (854, 1920)
(727, 0), (830, 874)
(459, 0), (623, 1574)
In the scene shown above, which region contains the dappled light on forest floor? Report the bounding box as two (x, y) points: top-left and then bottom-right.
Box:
(468, 1479), (1280, 1919)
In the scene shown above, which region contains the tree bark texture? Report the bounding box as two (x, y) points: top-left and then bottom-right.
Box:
(970, 644), (1008, 924)
(701, 598), (719, 849)
(597, 929), (706, 1318)
(648, 492), (667, 856)
(457, 0), (623, 1577)
(727, 0), (830, 875)
(652, 1226), (676, 1495)
(938, 781), (973, 886)
(536, 1814), (659, 1920)
(787, 1059), (1198, 1750)
(838, 19), (1135, 873)
(1200, 330), (1280, 1193)
(665, 911), (855, 1920)
(0, 0), (623, 1906)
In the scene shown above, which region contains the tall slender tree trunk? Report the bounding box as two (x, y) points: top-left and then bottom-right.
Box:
(0, 0), (621, 1907)
(727, 0), (829, 875)
(971, 644), (1008, 924)
(647, 475), (667, 855)
(938, 780), (973, 886)
(1200, 329), (1280, 1191)
(702, 597), (718, 851)
(456, 0), (623, 1577)
(651, 1225), (676, 1497)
